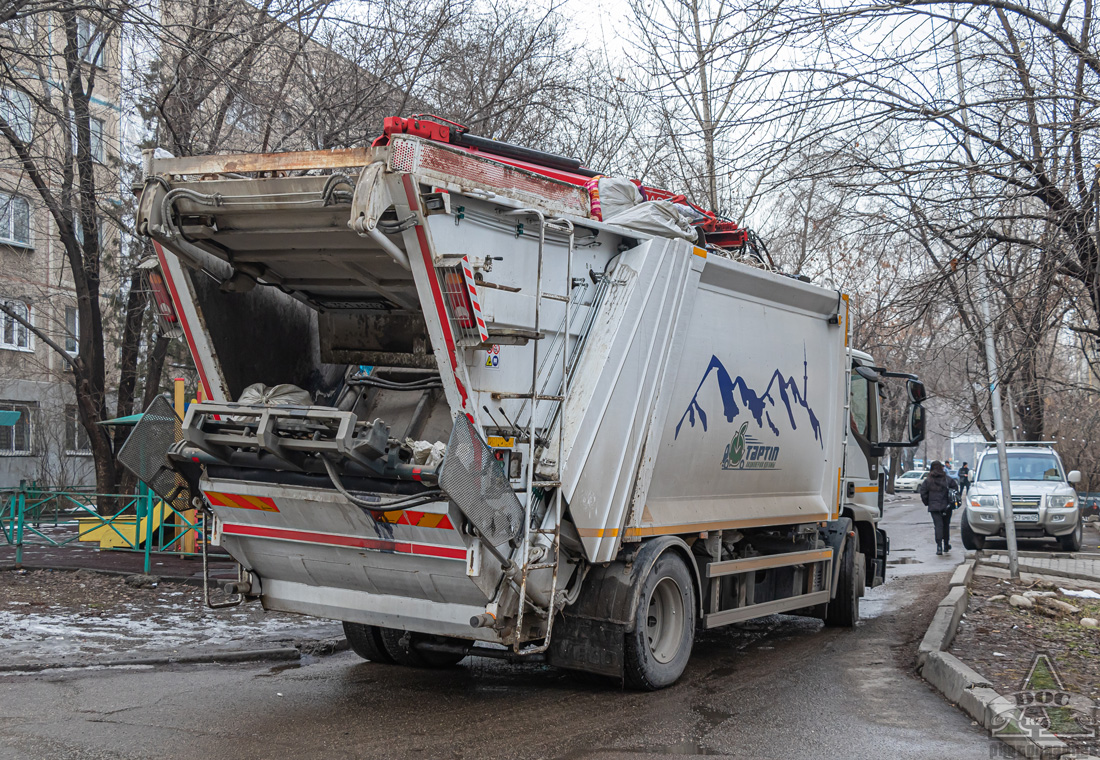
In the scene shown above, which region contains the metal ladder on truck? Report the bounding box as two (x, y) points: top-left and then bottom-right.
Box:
(503, 208), (576, 655)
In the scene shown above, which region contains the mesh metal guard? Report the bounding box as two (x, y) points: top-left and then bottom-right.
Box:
(117, 396), (190, 511)
(439, 415), (524, 547)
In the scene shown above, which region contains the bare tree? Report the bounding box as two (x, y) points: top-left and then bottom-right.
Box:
(0, 1), (146, 498)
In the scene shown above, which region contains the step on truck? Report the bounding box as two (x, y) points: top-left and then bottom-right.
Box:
(127, 115), (926, 688)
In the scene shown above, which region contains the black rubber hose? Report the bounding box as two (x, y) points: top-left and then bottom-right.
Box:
(451, 132), (600, 177)
(321, 456), (443, 511)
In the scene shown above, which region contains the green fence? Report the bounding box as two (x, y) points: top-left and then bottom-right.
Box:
(0, 483), (205, 574)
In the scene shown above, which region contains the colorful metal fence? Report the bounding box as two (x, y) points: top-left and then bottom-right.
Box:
(0, 483), (205, 573)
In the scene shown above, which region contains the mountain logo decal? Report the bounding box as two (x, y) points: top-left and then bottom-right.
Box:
(675, 347), (823, 451)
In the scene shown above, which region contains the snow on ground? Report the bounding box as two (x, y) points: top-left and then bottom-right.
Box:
(0, 569), (342, 667)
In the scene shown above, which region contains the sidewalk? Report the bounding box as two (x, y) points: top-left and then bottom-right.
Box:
(981, 550), (1100, 584)
(918, 547), (1100, 759)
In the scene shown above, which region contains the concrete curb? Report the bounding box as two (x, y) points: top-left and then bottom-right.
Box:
(916, 557), (1074, 759)
(0, 646), (303, 674)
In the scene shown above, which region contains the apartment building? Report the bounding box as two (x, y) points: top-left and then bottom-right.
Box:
(0, 10), (121, 487)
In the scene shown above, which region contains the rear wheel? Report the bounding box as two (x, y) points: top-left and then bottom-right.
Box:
(343, 622), (394, 664)
(960, 512), (985, 551)
(379, 628), (467, 668)
(624, 552), (695, 690)
(1058, 519), (1083, 552)
(825, 532), (860, 627)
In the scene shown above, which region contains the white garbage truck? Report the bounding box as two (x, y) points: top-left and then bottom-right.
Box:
(128, 115), (926, 688)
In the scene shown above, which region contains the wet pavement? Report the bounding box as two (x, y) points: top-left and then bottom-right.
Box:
(0, 495), (996, 759)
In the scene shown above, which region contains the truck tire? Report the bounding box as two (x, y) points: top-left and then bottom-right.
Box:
(379, 628), (466, 668)
(343, 621), (395, 664)
(624, 552), (695, 690)
(1058, 520), (1083, 552)
(960, 513), (985, 551)
(824, 532), (859, 628)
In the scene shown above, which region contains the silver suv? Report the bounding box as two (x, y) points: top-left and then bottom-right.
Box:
(961, 444), (1083, 552)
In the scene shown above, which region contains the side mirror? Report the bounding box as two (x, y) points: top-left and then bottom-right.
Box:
(908, 404), (925, 446)
(855, 366), (881, 383)
(907, 379), (926, 404)
(1068, 470), (1082, 484)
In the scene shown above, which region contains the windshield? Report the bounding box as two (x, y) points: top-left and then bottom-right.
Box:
(976, 453), (1064, 482)
(901, 471), (925, 478)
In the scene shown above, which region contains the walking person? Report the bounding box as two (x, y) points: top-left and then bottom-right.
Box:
(958, 462), (971, 497)
(920, 460), (959, 555)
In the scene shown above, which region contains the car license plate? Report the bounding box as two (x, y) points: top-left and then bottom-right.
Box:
(1014, 514), (1039, 523)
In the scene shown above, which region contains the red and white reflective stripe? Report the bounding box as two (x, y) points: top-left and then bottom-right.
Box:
(153, 241), (215, 400)
(221, 523), (467, 561)
(460, 255), (490, 342)
(400, 173), (473, 419)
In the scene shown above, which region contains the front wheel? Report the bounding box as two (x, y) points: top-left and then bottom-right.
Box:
(624, 552), (696, 690)
(824, 531), (859, 628)
(1058, 520), (1083, 552)
(960, 512), (985, 551)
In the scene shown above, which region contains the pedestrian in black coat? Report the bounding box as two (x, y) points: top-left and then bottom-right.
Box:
(958, 462), (971, 495)
(920, 460), (959, 555)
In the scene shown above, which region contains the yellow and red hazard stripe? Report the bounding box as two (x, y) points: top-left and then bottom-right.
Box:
(205, 491), (280, 513)
(371, 509), (455, 529)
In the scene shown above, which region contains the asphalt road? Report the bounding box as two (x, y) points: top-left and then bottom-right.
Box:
(0, 496), (996, 760)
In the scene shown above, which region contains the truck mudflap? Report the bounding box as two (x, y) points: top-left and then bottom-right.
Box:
(548, 536), (697, 678)
(872, 527), (889, 587)
(824, 517), (856, 598)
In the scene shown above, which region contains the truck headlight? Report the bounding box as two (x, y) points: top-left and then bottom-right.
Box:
(1048, 495), (1075, 509)
(971, 495), (999, 508)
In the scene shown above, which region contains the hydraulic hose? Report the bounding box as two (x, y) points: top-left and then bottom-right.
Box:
(347, 375), (442, 391)
(321, 456), (443, 512)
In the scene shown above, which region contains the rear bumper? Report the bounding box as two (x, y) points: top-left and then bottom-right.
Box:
(261, 578), (499, 642)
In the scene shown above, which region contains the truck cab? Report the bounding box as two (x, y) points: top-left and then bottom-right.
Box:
(844, 350), (926, 589)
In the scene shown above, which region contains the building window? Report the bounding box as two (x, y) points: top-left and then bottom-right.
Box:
(0, 193), (31, 246)
(1, 14), (33, 38)
(225, 99), (259, 133)
(0, 402), (33, 455)
(89, 116), (104, 162)
(72, 217), (107, 250)
(65, 405), (92, 454)
(71, 115), (106, 162)
(65, 305), (79, 353)
(76, 17), (103, 67)
(1, 299), (31, 351)
(0, 88), (33, 142)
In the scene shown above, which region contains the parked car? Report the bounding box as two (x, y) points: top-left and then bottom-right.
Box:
(1082, 493), (1100, 521)
(961, 444), (1083, 551)
(895, 470), (928, 492)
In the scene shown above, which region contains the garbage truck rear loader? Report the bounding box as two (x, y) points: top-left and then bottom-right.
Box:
(131, 116), (925, 688)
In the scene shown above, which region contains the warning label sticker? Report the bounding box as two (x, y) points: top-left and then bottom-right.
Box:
(484, 345), (500, 369)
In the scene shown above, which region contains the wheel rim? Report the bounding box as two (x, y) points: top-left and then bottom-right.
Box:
(646, 577), (685, 664)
